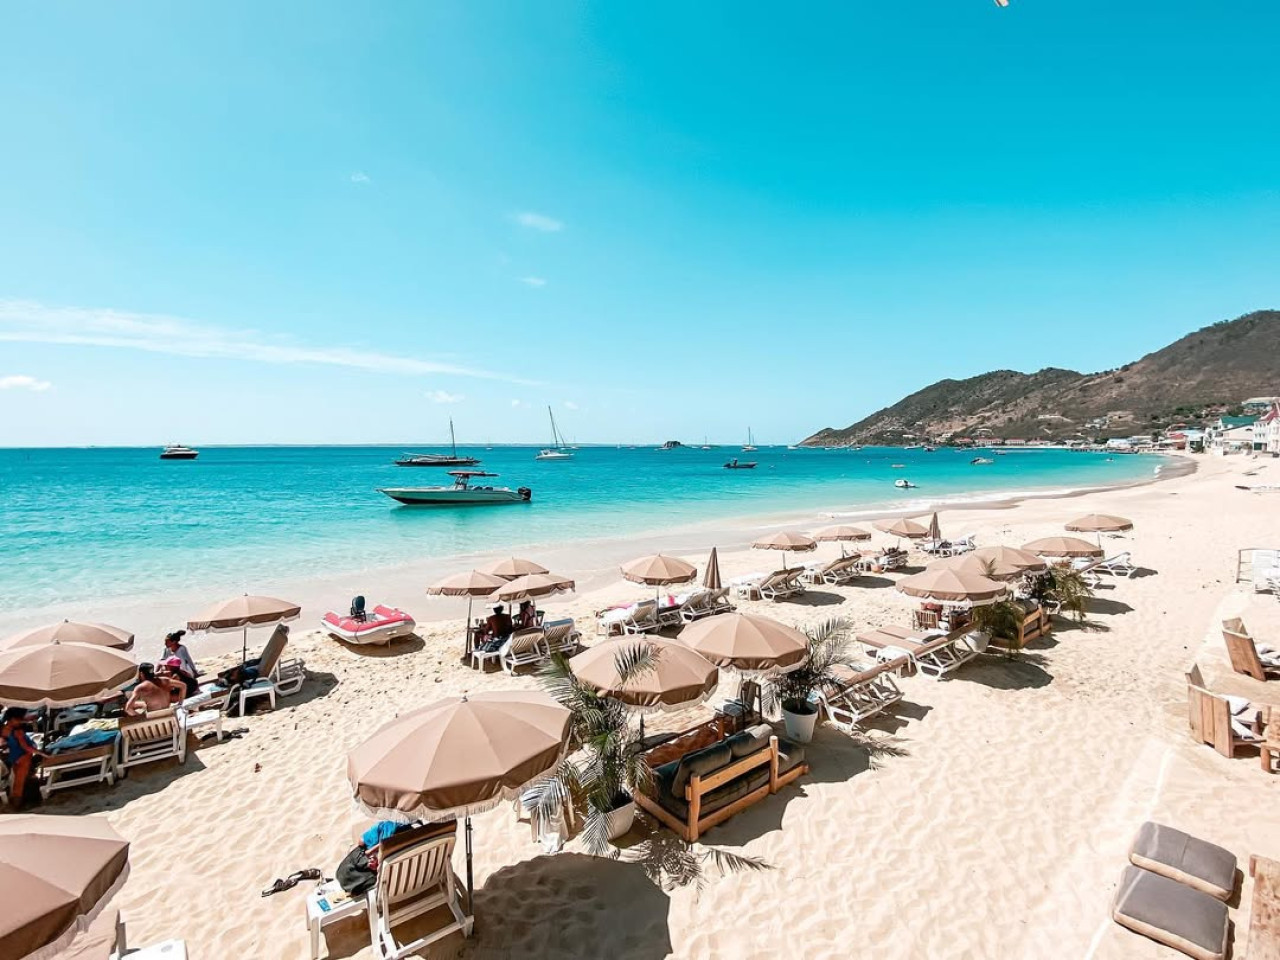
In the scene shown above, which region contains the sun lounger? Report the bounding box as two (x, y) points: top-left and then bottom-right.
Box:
(235, 625), (307, 714)
(1185, 664), (1269, 758)
(672, 589), (713, 623)
(1222, 618), (1280, 682)
(856, 625), (979, 679)
(1112, 864), (1229, 960)
(656, 591), (704, 629)
(730, 572), (767, 600)
(1094, 551), (1137, 578)
(116, 708), (187, 775)
(805, 556), (862, 586)
(597, 600), (659, 636)
(758, 568), (806, 601)
(818, 658), (908, 731)
(706, 587), (734, 614)
(542, 618), (581, 655)
(1248, 549), (1280, 592)
(1128, 822), (1237, 901)
(500, 628), (551, 675)
(40, 738), (118, 798)
(367, 825), (473, 959)
(860, 549), (908, 573)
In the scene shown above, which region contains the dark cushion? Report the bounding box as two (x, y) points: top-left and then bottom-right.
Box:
(1112, 865), (1229, 960)
(728, 724), (773, 758)
(776, 738), (807, 775)
(1129, 822), (1237, 902)
(655, 767), (771, 822)
(671, 741), (732, 796)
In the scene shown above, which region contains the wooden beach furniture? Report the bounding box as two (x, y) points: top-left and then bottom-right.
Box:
(1185, 664), (1268, 758)
(817, 657), (909, 731)
(1247, 855), (1280, 959)
(1223, 618), (1280, 682)
(367, 825), (472, 959)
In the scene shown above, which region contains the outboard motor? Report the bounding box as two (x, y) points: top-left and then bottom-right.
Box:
(350, 595), (367, 622)
(517, 487), (532, 502)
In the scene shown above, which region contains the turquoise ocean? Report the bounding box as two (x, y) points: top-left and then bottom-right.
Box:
(0, 445), (1160, 614)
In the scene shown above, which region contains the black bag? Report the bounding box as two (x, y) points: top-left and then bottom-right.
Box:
(336, 846), (378, 896)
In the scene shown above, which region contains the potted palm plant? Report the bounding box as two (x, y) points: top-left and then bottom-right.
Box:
(533, 647), (656, 853)
(1028, 564), (1094, 621)
(768, 617), (855, 743)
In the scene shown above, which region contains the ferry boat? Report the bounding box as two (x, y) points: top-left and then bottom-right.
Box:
(395, 418), (479, 467)
(378, 471), (532, 505)
(159, 444), (199, 460)
(535, 406), (573, 461)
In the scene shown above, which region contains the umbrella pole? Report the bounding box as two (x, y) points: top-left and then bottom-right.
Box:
(462, 597), (475, 662)
(465, 814), (475, 915)
(242, 625), (248, 665)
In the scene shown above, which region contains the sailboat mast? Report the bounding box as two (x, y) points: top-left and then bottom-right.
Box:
(449, 417), (457, 457)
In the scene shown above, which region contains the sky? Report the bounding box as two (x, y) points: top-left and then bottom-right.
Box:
(1, 1), (1278, 446)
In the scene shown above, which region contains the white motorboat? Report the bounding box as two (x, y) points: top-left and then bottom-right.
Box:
(160, 443), (199, 460)
(894, 478), (917, 488)
(379, 471), (531, 505)
(971, 457), (995, 465)
(535, 406), (574, 461)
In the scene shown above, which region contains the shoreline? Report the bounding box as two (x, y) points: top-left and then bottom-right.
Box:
(2, 452), (1193, 662)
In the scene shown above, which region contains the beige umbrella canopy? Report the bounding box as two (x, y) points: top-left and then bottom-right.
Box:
(934, 546), (1047, 581)
(620, 554), (698, 586)
(479, 557), (549, 581)
(752, 530), (817, 568)
(347, 690), (573, 910)
(813, 525), (872, 543)
(897, 568), (1009, 606)
(428, 570), (511, 660)
(490, 572), (575, 604)
(188, 594), (300, 662)
(1065, 513), (1133, 537)
(703, 547), (722, 591)
(1, 622), (133, 652)
(0, 815), (130, 960)
(570, 639), (719, 713)
(678, 613), (807, 674)
(874, 517), (930, 539)
(926, 512), (942, 541)
(0, 641), (136, 709)
(1022, 536), (1104, 559)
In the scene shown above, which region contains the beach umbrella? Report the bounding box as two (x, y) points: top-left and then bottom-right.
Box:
(187, 594), (301, 662)
(926, 512), (942, 541)
(677, 613), (807, 674)
(703, 547), (722, 590)
(874, 517), (930, 541)
(0, 815), (130, 960)
(479, 557), (549, 581)
(570, 639), (719, 713)
(933, 546), (1047, 581)
(1022, 536), (1104, 559)
(621, 554), (698, 608)
(1065, 513), (1134, 546)
(347, 691), (572, 912)
(1, 621), (133, 652)
(897, 568), (1008, 607)
(813, 525), (872, 557)
(427, 569), (509, 660)
(751, 530), (817, 569)
(490, 572), (575, 604)
(0, 641), (136, 709)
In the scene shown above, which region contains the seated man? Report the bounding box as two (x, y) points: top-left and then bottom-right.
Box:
(481, 604), (514, 653)
(125, 663), (186, 716)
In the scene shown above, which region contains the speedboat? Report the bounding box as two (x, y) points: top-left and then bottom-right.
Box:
(724, 458), (757, 469)
(379, 471), (532, 505)
(971, 457), (994, 465)
(536, 406), (573, 460)
(160, 443), (199, 460)
(894, 478), (917, 488)
(322, 600), (416, 645)
(395, 418), (479, 467)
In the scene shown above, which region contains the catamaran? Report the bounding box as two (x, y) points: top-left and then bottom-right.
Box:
(742, 428), (757, 452)
(395, 418), (480, 467)
(535, 406), (574, 461)
(378, 471), (531, 505)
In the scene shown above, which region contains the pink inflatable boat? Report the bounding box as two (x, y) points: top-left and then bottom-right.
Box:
(322, 598), (416, 645)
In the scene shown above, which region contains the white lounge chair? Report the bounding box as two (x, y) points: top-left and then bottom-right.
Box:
(116, 709), (187, 776)
(674, 589), (713, 623)
(500, 628), (550, 675)
(1096, 552), (1138, 578)
(757, 568), (806, 601)
(730, 572), (767, 600)
(619, 599), (659, 634)
(707, 587), (734, 614)
(856, 626), (979, 679)
(237, 625), (307, 714)
(367, 827), (473, 959)
(40, 740), (118, 798)
(543, 618), (581, 655)
(805, 556), (861, 586)
(818, 658), (908, 731)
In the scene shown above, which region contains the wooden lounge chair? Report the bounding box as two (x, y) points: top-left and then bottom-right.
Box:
(818, 657), (908, 731)
(1185, 663), (1268, 758)
(542, 618), (581, 655)
(1112, 864), (1229, 960)
(367, 826), (473, 959)
(1222, 617), (1280, 681)
(1247, 855), (1280, 958)
(500, 628), (551, 675)
(117, 708), (187, 776)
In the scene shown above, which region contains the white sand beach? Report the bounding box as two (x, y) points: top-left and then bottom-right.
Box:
(30, 453), (1280, 960)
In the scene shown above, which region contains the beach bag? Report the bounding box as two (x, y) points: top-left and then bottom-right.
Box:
(336, 846), (377, 896)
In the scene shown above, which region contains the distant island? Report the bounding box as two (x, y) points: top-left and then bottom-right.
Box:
(801, 309), (1280, 446)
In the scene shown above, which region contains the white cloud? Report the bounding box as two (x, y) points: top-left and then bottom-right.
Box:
(350, 171), (370, 183)
(0, 300), (538, 386)
(519, 276), (547, 288)
(0, 374), (51, 392)
(510, 399), (523, 408)
(563, 400), (578, 410)
(513, 211), (563, 233)
(425, 389), (464, 404)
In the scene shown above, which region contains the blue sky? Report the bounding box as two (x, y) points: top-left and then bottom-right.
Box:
(1, 1), (1278, 446)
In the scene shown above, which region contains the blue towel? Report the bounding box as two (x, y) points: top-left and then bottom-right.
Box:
(46, 729), (118, 754)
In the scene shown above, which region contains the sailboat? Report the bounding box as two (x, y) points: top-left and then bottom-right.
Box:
(535, 406), (574, 461)
(395, 418), (480, 467)
(742, 428), (757, 452)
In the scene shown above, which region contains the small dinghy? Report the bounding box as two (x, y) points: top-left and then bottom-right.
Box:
(322, 596), (416, 645)
(894, 478), (917, 489)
